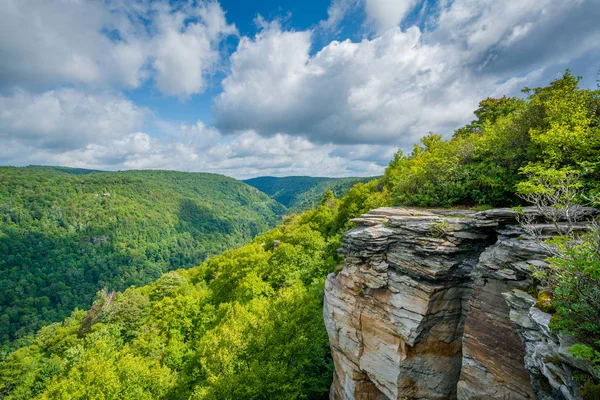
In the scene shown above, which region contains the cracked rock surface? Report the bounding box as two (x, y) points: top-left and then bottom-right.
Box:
(324, 207), (597, 400)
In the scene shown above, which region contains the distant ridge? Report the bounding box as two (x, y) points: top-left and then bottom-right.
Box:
(244, 175), (376, 212)
(22, 165), (105, 175)
(0, 166), (286, 350)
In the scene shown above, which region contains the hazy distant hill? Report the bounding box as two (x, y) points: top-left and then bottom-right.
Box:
(243, 176), (375, 212)
(0, 166), (286, 349)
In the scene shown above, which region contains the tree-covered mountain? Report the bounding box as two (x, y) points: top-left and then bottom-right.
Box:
(1, 72), (599, 399)
(243, 176), (375, 212)
(0, 167), (286, 352)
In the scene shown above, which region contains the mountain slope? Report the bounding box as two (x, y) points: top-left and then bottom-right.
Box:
(0, 167), (286, 350)
(243, 176), (374, 212)
(1, 72), (599, 400)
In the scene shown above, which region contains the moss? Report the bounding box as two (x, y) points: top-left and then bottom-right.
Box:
(581, 381), (600, 400)
(544, 356), (562, 366)
(333, 264), (344, 275)
(536, 290), (556, 313)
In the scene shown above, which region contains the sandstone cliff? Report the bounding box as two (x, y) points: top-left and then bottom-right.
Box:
(324, 207), (597, 400)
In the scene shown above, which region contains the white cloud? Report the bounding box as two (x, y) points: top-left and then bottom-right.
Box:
(214, 0), (600, 149)
(0, 122), (387, 178)
(1, 0), (600, 178)
(319, 0), (420, 32)
(319, 0), (360, 31)
(0, 86), (387, 177)
(152, 2), (237, 98)
(0, 0), (237, 97)
(215, 23), (477, 146)
(365, 0), (417, 31)
(112, 42), (149, 88)
(0, 89), (146, 149)
(0, 85), (384, 178)
(0, 0), (120, 88)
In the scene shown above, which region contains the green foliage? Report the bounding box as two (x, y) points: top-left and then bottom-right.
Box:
(542, 228), (600, 375)
(429, 220), (452, 239)
(0, 186), (382, 399)
(384, 71), (600, 207)
(2, 71), (600, 399)
(453, 96), (524, 137)
(516, 165), (583, 199)
(581, 380), (600, 400)
(526, 71), (600, 168)
(0, 167), (285, 352)
(332, 180), (389, 233)
(517, 163), (600, 379)
(516, 165), (587, 238)
(572, 368), (600, 400)
(244, 176), (375, 213)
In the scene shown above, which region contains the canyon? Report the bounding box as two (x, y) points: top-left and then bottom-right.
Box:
(324, 207), (597, 400)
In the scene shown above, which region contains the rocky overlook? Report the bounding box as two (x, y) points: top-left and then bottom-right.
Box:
(324, 207), (598, 400)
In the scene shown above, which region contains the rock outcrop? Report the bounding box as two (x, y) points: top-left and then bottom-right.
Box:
(324, 207), (597, 400)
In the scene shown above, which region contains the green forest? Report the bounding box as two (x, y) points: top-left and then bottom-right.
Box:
(0, 168), (286, 353)
(0, 71), (599, 399)
(243, 176), (374, 213)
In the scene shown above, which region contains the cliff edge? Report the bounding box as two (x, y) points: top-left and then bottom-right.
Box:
(324, 207), (597, 400)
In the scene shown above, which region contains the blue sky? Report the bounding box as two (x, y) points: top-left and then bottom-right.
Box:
(0, 0), (599, 178)
(122, 0), (364, 128)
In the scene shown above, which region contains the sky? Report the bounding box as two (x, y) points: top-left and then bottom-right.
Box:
(0, 0), (599, 179)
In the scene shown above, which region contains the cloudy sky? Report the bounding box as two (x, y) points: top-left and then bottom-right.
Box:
(1, 0), (599, 178)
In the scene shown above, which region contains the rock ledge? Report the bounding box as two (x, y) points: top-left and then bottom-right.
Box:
(325, 207), (597, 400)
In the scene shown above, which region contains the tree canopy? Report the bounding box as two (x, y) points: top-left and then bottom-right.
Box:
(1, 71), (599, 399)
(0, 168), (286, 353)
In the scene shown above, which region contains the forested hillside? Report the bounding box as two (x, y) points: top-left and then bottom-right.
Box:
(0, 168), (285, 352)
(1, 72), (599, 399)
(382, 72), (599, 207)
(243, 176), (374, 212)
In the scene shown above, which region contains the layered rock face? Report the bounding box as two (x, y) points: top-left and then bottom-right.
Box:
(324, 207), (596, 400)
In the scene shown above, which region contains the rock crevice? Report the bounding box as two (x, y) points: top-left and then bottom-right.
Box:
(324, 207), (597, 400)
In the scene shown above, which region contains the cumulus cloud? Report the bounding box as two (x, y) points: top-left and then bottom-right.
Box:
(0, 0), (118, 88)
(0, 0), (237, 97)
(0, 86), (387, 177)
(0, 81), (390, 177)
(215, 0), (600, 148)
(0, 89), (146, 150)
(319, 0), (418, 32)
(319, 0), (360, 31)
(152, 1), (237, 98)
(364, 0), (417, 31)
(2, 0), (600, 178)
(0, 122), (387, 178)
(215, 23), (477, 146)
